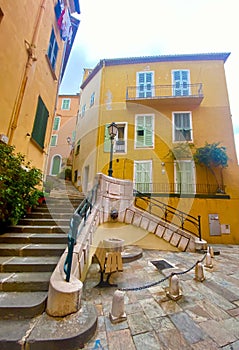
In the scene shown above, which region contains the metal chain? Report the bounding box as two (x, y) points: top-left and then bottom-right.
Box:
(119, 253), (207, 292)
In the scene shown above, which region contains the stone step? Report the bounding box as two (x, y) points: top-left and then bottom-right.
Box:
(0, 243), (66, 257)
(0, 303), (97, 348)
(0, 233), (67, 244)
(6, 225), (69, 233)
(0, 272), (52, 291)
(26, 212), (72, 219)
(0, 256), (60, 272)
(18, 218), (70, 226)
(0, 291), (47, 318)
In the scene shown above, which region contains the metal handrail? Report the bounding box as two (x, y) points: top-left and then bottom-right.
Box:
(126, 83), (203, 100)
(134, 182), (225, 195)
(64, 184), (98, 282)
(134, 189), (201, 240)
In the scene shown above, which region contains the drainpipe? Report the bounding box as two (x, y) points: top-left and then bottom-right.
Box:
(7, 0), (47, 144)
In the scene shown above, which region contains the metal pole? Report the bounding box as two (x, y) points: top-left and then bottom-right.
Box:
(108, 136), (114, 177)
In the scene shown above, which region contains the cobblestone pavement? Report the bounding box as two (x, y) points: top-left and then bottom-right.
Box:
(81, 245), (239, 350)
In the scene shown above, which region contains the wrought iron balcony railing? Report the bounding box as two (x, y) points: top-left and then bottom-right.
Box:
(126, 83), (203, 101)
(134, 183), (225, 195)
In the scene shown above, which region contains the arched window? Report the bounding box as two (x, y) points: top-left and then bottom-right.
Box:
(51, 155), (61, 175)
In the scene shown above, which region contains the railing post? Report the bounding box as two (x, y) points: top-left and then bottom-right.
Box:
(198, 215), (201, 241)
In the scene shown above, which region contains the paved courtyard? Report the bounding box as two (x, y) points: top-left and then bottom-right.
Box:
(82, 244), (239, 350)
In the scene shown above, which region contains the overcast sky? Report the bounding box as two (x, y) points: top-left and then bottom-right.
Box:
(59, 0), (239, 159)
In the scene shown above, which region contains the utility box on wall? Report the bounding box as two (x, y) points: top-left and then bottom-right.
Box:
(209, 214), (221, 236)
(221, 224), (231, 234)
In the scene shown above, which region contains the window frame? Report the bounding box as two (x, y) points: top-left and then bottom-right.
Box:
(90, 92), (95, 107)
(174, 160), (196, 194)
(172, 69), (190, 97)
(61, 98), (71, 110)
(53, 116), (61, 131)
(135, 114), (154, 149)
(172, 111), (193, 143)
(136, 71), (155, 98)
(50, 134), (58, 146)
(134, 160), (152, 193)
(47, 28), (59, 71)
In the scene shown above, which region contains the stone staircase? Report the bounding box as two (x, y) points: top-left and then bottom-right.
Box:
(0, 196), (83, 319)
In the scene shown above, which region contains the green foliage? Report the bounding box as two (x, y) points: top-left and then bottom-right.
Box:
(194, 142), (228, 192)
(194, 142), (228, 168)
(57, 167), (72, 180)
(170, 143), (194, 159)
(0, 143), (42, 227)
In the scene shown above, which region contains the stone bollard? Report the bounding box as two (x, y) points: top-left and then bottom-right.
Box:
(208, 246), (214, 258)
(205, 252), (213, 268)
(195, 261), (205, 282)
(166, 274), (182, 301)
(109, 290), (127, 324)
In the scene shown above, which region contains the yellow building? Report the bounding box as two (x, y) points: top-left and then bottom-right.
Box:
(0, 0), (80, 172)
(46, 94), (80, 176)
(73, 53), (239, 244)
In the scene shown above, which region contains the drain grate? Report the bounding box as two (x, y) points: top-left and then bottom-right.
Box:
(151, 260), (174, 271)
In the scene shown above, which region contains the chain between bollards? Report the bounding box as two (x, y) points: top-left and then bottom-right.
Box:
(119, 253), (207, 292)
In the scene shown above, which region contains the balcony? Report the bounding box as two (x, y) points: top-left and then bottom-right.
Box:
(134, 183), (227, 198)
(126, 83), (204, 108)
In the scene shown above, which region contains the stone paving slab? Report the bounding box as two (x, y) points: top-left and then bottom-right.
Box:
(82, 244), (239, 349)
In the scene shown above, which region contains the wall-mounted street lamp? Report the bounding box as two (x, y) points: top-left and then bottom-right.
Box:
(107, 122), (118, 177)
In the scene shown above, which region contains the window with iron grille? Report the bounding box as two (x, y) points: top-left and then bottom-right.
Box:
(32, 96), (49, 149)
(173, 112), (192, 142)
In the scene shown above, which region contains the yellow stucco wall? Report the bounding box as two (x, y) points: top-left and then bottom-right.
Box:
(75, 56), (239, 244)
(0, 1), (64, 172)
(73, 68), (102, 192)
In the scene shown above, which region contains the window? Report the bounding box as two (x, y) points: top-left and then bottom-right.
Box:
(53, 116), (61, 131)
(0, 8), (4, 24)
(50, 135), (57, 146)
(74, 170), (78, 183)
(172, 70), (190, 96)
(32, 96), (49, 149)
(51, 155), (61, 175)
(81, 104), (86, 117)
(174, 160), (195, 193)
(137, 71), (154, 98)
(134, 161), (152, 192)
(75, 140), (80, 155)
(90, 92), (95, 107)
(61, 98), (71, 110)
(173, 112), (192, 142)
(135, 115), (154, 148)
(103, 123), (127, 153)
(115, 124), (127, 153)
(47, 29), (58, 70)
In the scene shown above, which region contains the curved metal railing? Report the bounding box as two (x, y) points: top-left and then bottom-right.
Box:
(64, 184), (98, 282)
(134, 189), (201, 240)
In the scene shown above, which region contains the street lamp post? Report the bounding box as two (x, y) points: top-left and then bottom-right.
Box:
(107, 122), (118, 177)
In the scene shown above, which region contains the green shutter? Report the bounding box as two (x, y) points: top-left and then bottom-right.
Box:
(145, 116), (153, 146)
(104, 124), (111, 152)
(136, 115), (153, 147)
(32, 96), (49, 149)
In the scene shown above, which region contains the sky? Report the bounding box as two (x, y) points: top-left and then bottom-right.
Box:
(59, 0), (239, 160)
